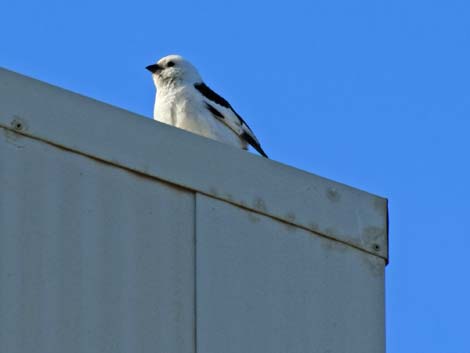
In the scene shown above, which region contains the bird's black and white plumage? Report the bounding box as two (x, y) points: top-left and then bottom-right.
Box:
(146, 55), (268, 158)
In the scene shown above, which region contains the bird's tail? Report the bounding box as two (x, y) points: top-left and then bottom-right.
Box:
(241, 132), (269, 158)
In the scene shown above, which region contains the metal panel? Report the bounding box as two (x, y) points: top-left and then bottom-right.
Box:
(196, 194), (385, 353)
(0, 129), (195, 353)
(0, 68), (388, 261)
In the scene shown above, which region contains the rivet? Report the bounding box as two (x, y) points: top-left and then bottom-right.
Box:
(10, 117), (25, 132)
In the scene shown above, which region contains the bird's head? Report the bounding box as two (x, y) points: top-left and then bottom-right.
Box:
(146, 55), (202, 87)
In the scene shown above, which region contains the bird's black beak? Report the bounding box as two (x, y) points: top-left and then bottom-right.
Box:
(146, 64), (162, 74)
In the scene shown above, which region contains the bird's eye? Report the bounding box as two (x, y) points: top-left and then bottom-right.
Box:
(167, 61), (175, 67)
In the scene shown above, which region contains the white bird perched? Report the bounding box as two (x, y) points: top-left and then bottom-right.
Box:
(146, 54), (268, 158)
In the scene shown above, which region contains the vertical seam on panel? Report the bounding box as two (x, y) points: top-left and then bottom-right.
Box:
(193, 192), (198, 353)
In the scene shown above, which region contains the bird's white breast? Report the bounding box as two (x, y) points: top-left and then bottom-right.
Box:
(154, 85), (247, 149)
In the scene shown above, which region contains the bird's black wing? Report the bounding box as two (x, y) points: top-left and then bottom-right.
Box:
(194, 82), (268, 158)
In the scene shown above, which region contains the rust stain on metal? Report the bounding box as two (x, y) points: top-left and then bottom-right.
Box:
(285, 212), (296, 223)
(326, 187), (341, 202)
(309, 222), (320, 232)
(360, 253), (385, 277)
(247, 212), (261, 224)
(208, 187), (219, 197)
(362, 226), (386, 253)
(253, 197), (267, 213)
(324, 227), (338, 238)
(1, 126), (25, 149)
(320, 236), (347, 253)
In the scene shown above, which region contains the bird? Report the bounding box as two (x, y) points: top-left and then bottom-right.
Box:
(146, 55), (268, 158)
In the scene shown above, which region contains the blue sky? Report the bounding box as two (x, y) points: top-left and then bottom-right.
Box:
(2, 0), (469, 351)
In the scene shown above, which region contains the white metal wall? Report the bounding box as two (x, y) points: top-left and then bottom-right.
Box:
(0, 67), (387, 353)
(196, 194), (384, 353)
(0, 133), (195, 353)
